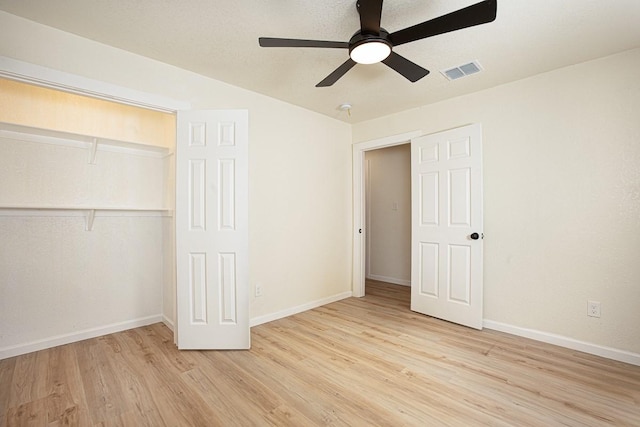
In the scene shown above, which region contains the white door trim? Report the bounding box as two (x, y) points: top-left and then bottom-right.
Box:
(352, 131), (421, 297)
(0, 55), (191, 112)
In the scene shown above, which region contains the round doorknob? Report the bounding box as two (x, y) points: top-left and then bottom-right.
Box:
(470, 232), (480, 240)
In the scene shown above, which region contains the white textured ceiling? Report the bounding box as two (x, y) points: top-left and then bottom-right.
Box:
(0, 0), (639, 123)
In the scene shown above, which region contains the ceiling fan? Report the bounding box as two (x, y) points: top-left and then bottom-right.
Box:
(258, 0), (497, 87)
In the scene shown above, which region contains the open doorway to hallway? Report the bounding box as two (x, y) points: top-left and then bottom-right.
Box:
(364, 143), (411, 295)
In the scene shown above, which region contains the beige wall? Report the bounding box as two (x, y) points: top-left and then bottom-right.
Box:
(0, 11), (353, 335)
(354, 48), (640, 355)
(365, 144), (411, 285)
(0, 78), (175, 148)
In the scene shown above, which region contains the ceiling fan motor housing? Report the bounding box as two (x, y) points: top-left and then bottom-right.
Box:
(349, 28), (391, 50)
(349, 29), (392, 64)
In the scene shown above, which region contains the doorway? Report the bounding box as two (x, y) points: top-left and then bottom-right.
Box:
(352, 131), (421, 298)
(364, 144), (411, 293)
(353, 125), (484, 329)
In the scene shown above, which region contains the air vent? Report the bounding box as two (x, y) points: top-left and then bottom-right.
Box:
(441, 60), (483, 81)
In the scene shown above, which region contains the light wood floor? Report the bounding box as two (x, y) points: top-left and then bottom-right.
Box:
(1, 280), (639, 426)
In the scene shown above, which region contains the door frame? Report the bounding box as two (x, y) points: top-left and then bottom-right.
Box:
(352, 130), (421, 297)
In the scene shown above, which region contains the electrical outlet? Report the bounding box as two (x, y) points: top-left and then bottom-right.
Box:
(587, 300), (601, 318)
(255, 283), (263, 297)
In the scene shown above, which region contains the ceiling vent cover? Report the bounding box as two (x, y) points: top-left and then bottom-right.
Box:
(441, 60), (483, 81)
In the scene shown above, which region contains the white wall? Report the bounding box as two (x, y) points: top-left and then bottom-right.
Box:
(0, 11), (353, 335)
(353, 48), (640, 356)
(365, 144), (411, 286)
(0, 216), (164, 347)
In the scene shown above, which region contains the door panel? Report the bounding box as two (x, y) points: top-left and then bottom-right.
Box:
(411, 124), (483, 329)
(449, 168), (471, 226)
(448, 244), (471, 304)
(420, 172), (439, 225)
(419, 242), (439, 297)
(176, 110), (249, 349)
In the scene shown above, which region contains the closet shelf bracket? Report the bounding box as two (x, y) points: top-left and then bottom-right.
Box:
(89, 137), (98, 164)
(85, 209), (96, 231)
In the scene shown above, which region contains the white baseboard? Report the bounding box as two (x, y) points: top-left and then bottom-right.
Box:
(250, 291), (352, 327)
(483, 319), (640, 367)
(0, 314), (162, 360)
(366, 274), (411, 287)
(162, 315), (175, 332)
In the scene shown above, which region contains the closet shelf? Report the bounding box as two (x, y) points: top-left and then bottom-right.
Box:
(0, 206), (174, 231)
(0, 121), (172, 161)
(0, 205), (172, 212)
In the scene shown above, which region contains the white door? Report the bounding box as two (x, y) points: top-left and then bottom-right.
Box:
(411, 124), (483, 329)
(175, 110), (249, 349)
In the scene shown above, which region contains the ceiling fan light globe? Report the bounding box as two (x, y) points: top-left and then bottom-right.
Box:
(350, 41), (391, 64)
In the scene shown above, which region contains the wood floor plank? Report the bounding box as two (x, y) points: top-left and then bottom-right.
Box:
(5, 397), (47, 427)
(94, 333), (166, 426)
(59, 343), (94, 427)
(115, 327), (222, 426)
(44, 345), (80, 426)
(264, 403), (319, 427)
(222, 338), (345, 425)
(7, 351), (49, 409)
(2, 280), (639, 426)
(74, 336), (129, 425)
(0, 357), (16, 424)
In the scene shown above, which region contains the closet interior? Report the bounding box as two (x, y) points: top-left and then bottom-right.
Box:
(0, 78), (176, 359)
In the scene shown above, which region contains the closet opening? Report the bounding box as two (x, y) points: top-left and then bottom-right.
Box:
(0, 77), (177, 360)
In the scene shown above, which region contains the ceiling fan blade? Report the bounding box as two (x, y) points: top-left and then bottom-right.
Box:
(316, 59), (357, 87)
(358, 0), (384, 35)
(389, 0), (497, 47)
(382, 51), (430, 82)
(259, 37), (349, 49)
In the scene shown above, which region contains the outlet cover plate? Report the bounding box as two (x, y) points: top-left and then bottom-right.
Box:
(588, 300), (601, 318)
